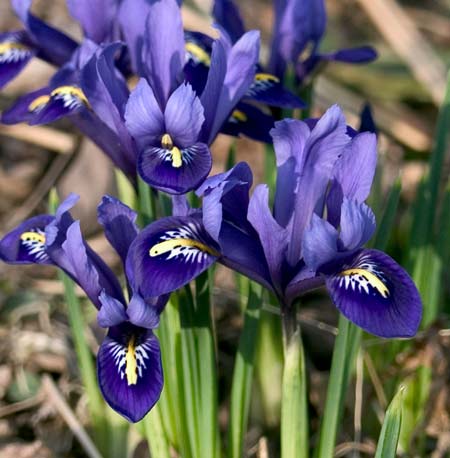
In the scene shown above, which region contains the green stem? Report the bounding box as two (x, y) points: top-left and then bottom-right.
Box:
(142, 404), (171, 458)
(137, 176), (157, 225)
(59, 273), (109, 454)
(280, 302), (309, 458)
(228, 282), (263, 458)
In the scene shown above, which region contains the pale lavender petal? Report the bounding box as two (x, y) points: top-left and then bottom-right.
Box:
(164, 83), (205, 148)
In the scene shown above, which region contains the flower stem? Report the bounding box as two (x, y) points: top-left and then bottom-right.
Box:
(280, 301), (309, 458)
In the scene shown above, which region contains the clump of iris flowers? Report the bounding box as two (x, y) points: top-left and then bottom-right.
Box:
(0, 194), (167, 422)
(128, 105), (422, 338)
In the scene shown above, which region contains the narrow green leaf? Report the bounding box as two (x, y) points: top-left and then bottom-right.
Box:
(155, 298), (183, 450)
(137, 175), (157, 225)
(315, 315), (353, 458)
(59, 273), (109, 454)
(372, 177), (402, 251)
(281, 328), (308, 458)
(375, 386), (405, 458)
(115, 169), (137, 211)
(228, 281), (263, 458)
(142, 404), (171, 458)
(255, 309), (283, 428)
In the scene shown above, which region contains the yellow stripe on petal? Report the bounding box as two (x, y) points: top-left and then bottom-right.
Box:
(149, 238), (219, 257)
(185, 42), (211, 66)
(255, 73), (279, 83)
(171, 146), (182, 168)
(20, 231), (46, 244)
(28, 95), (50, 112)
(232, 110), (247, 122)
(0, 42), (29, 55)
(50, 86), (90, 107)
(125, 335), (138, 386)
(340, 268), (390, 298)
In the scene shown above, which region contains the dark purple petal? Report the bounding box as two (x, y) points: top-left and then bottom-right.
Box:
(327, 132), (377, 226)
(164, 83), (205, 148)
(220, 102), (274, 144)
(218, 221), (273, 292)
(326, 249), (422, 338)
(80, 44), (136, 167)
(12, 0), (78, 66)
(323, 46), (377, 64)
(67, 0), (121, 43)
(0, 32), (35, 88)
(97, 325), (163, 422)
(199, 37), (227, 142)
(339, 199), (375, 251)
(197, 162), (253, 241)
(244, 72), (305, 108)
(138, 142), (212, 195)
(126, 215), (219, 297)
(1, 87), (50, 124)
(0, 215), (54, 264)
(97, 195), (139, 266)
(142, 0), (185, 108)
(286, 105), (350, 265)
(212, 0), (245, 44)
(58, 221), (103, 308)
(30, 85), (90, 125)
(125, 78), (164, 151)
(302, 214), (339, 272)
(127, 293), (162, 329)
(248, 185), (287, 289)
(98, 291), (128, 328)
(201, 30), (260, 144)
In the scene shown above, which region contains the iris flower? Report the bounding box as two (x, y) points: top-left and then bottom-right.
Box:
(0, 194), (166, 422)
(268, 0), (377, 81)
(120, 0), (260, 194)
(127, 106), (422, 338)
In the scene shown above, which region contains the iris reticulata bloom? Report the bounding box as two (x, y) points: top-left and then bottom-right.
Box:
(128, 105), (422, 338)
(0, 194), (167, 422)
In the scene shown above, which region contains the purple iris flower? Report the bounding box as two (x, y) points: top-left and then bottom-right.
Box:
(121, 0), (260, 194)
(127, 106), (422, 338)
(0, 0), (77, 88)
(0, 194), (167, 422)
(268, 0), (377, 81)
(0, 0), (125, 89)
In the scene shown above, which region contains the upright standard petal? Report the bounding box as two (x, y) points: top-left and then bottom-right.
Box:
(125, 78), (164, 151)
(197, 162), (253, 242)
(248, 185), (288, 289)
(97, 324), (163, 422)
(142, 0), (185, 108)
(212, 0), (246, 44)
(327, 132), (377, 226)
(67, 0), (121, 43)
(326, 249), (422, 338)
(339, 199), (376, 251)
(287, 105), (350, 265)
(202, 30), (260, 144)
(97, 195), (139, 266)
(164, 83), (205, 148)
(127, 215), (220, 297)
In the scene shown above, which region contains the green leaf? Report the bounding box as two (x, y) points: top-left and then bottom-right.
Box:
(281, 328), (308, 458)
(228, 281), (263, 458)
(375, 386), (405, 458)
(142, 404), (171, 458)
(314, 316), (358, 458)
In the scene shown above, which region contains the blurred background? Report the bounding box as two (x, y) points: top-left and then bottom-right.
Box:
(0, 0), (449, 457)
